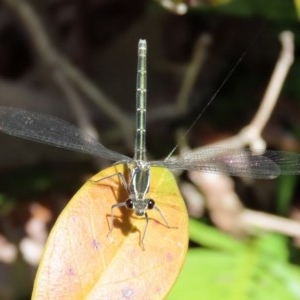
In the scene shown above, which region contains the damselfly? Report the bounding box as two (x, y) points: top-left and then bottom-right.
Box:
(0, 40), (300, 247)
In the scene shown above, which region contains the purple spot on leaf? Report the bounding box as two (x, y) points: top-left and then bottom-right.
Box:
(67, 267), (76, 276)
(165, 252), (173, 262)
(92, 239), (100, 249)
(122, 288), (134, 299)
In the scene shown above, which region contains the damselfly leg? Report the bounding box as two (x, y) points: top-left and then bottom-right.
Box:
(89, 163), (176, 249)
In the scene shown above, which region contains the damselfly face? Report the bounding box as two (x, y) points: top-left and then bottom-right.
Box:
(125, 198), (155, 216)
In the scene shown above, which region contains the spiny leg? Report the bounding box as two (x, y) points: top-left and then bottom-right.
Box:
(89, 171), (131, 237)
(140, 206), (177, 250)
(89, 172), (129, 193)
(154, 205), (178, 229)
(140, 212), (149, 251)
(107, 202), (126, 237)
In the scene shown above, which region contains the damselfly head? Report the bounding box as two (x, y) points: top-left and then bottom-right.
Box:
(125, 198), (155, 216)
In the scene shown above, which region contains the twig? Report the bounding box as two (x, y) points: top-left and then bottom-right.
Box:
(188, 171), (245, 236)
(58, 57), (133, 141)
(2, 0), (132, 145)
(176, 34), (213, 112)
(194, 31), (295, 152)
(240, 209), (300, 239)
(148, 33), (212, 122)
(250, 32), (294, 133)
(186, 31), (297, 239)
(52, 70), (99, 140)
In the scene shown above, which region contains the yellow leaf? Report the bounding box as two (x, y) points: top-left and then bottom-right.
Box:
(32, 164), (188, 299)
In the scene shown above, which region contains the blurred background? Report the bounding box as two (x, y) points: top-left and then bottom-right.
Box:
(0, 0), (300, 299)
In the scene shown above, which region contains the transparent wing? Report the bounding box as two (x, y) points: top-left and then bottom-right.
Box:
(151, 148), (300, 179)
(0, 107), (131, 162)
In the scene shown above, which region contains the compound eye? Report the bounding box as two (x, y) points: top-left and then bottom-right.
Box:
(147, 199), (155, 209)
(125, 199), (134, 209)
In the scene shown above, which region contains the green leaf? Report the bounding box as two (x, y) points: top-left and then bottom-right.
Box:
(189, 218), (245, 252)
(169, 229), (300, 300)
(277, 175), (297, 215)
(294, 0), (300, 19)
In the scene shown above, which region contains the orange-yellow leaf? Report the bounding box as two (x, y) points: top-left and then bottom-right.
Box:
(32, 163), (188, 299)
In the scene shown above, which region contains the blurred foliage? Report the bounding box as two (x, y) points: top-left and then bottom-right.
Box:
(215, 0), (297, 21)
(294, 0), (300, 19)
(161, 0), (298, 20)
(277, 175), (297, 216)
(173, 0), (297, 20)
(169, 219), (300, 300)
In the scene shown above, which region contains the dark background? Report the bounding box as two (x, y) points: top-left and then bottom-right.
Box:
(0, 0), (299, 299)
